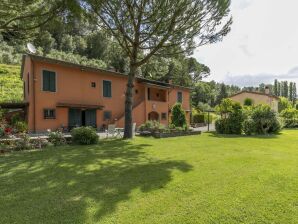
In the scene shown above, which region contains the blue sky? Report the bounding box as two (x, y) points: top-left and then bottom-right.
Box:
(194, 0), (298, 86)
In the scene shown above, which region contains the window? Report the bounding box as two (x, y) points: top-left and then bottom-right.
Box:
(156, 93), (160, 98)
(44, 109), (56, 119)
(177, 91), (183, 103)
(135, 89), (138, 94)
(103, 80), (112, 97)
(103, 111), (111, 121)
(161, 113), (167, 120)
(42, 70), (56, 92)
(91, 82), (96, 88)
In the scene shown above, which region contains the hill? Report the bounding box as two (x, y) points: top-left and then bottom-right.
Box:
(0, 64), (23, 103)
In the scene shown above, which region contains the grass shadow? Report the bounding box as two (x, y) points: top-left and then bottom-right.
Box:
(208, 131), (282, 139)
(0, 139), (192, 223)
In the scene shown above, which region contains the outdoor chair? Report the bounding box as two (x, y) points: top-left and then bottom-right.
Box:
(106, 124), (116, 138)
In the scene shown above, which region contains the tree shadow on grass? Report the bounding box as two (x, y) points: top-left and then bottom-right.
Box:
(208, 131), (282, 139)
(0, 139), (192, 223)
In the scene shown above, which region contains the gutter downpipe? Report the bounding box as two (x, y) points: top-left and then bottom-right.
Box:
(32, 60), (36, 133)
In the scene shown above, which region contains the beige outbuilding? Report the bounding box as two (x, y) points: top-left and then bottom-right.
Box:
(229, 89), (279, 112)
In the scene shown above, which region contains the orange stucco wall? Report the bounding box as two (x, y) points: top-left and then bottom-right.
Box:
(22, 55), (191, 132)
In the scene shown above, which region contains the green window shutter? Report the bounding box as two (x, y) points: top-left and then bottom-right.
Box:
(49, 71), (56, 92)
(43, 70), (56, 92)
(103, 80), (112, 97)
(43, 71), (49, 91)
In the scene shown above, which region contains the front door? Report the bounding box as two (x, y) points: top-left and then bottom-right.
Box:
(85, 109), (97, 128)
(68, 108), (82, 129)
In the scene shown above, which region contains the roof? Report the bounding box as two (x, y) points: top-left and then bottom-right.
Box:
(22, 54), (192, 90)
(56, 102), (104, 109)
(0, 102), (29, 109)
(229, 91), (279, 100)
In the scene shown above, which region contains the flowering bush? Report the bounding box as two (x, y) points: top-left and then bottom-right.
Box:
(48, 131), (66, 146)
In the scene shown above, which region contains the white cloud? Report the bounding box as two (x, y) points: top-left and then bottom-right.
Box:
(194, 0), (298, 86)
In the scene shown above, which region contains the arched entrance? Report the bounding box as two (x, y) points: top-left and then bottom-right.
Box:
(148, 111), (159, 121)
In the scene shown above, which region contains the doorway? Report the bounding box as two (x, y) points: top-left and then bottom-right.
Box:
(148, 111), (159, 121)
(68, 108), (97, 129)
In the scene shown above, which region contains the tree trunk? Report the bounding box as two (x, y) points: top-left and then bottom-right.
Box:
(123, 63), (137, 139)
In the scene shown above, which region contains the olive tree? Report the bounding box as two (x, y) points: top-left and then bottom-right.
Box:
(84, 0), (232, 138)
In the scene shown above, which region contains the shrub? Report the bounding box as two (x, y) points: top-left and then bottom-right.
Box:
(71, 126), (98, 145)
(215, 119), (227, 134)
(215, 99), (244, 135)
(139, 121), (164, 133)
(32, 137), (50, 149)
(192, 114), (205, 123)
(14, 121), (28, 133)
(244, 98), (253, 106)
(192, 113), (213, 124)
(14, 134), (32, 151)
(0, 127), (4, 138)
(48, 131), (66, 146)
(171, 103), (187, 128)
(10, 114), (22, 125)
(243, 119), (255, 136)
(280, 108), (298, 128)
(251, 104), (282, 134)
(278, 97), (292, 112)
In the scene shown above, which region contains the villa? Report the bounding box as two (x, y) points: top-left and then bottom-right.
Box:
(19, 54), (191, 132)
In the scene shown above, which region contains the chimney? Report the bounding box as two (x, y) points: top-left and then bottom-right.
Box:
(265, 86), (270, 95)
(168, 79), (173, 85)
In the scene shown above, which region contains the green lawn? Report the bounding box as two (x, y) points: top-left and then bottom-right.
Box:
(1, 130), (298, 223)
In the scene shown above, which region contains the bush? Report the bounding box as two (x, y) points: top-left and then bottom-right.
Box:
(14, 121), (28, 133)
(171, 103), (187, 128)
(280, 108), (298, 128)
(244, 98), (253, 106)
(71, 126), (98, 145)
(32, 137), (50, 149)
(192, 114), (205, 123)
(138, 121), (164, 133)
(0, 127), (4, 138)
(278, 97), (292, 112)
(251, 105), (282, 134)
(215, 119), (227, 134)
(48, 131), (66, 146)
(243, 119), (255, 136)
(14, 134), (32, 151)
(192, 113), (213, 124)
(215, 99), (244, 134)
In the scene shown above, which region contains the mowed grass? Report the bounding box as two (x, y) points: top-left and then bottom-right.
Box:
(1, 130), (298, 223)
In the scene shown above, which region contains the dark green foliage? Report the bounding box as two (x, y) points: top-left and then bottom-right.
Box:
(171, 104), (187, 128)
(71, 126), (98, 145)
(48, 131), (66, 146)
(192, 114), (205, 123)
(215, 99), (244, 135)
(192, 113), (213, 124)
(251, 105), (282, 135)
(244, 98), (253, 106)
